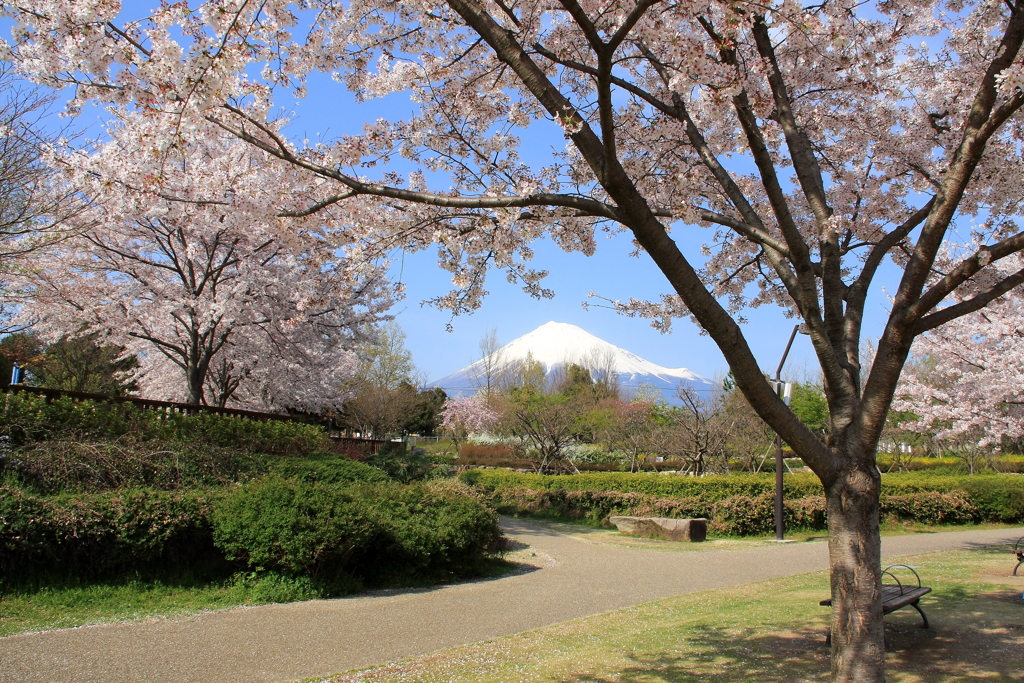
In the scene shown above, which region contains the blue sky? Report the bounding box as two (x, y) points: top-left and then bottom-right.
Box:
(8, 3), (906, 387)
(266, 79), (901, 385)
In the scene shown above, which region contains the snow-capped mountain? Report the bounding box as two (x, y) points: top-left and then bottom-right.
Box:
(434, 321), (713, 401)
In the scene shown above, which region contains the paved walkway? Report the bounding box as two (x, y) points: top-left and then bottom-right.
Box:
(1, 520), (1021, 683)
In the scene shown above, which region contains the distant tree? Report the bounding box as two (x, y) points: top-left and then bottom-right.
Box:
(32, 333), (138, 395)
(502, 352), (547, 393)
(720, 388), (776, 472)
(470, 328), (510, 400)
(594, 398), (657, 473)
(439, 393), (498, 452)
(343, 323), (421, 437)
(895, 266), (1024, 449)
(790, 383), (830, 439)
(18, 115), (393, 410)
(498, 385), (586, 474)
(0, 67), (82, 333)
(0, 331), (42, 385)
(659, 385), (731, 475)
(402, 387), (448, 436)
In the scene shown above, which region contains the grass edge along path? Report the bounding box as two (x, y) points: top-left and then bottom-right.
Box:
(1, 520), (1020, 639)
(304, 544), (1024, 683)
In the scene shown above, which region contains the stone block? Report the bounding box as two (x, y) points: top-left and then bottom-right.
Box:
(609, 516), (707, 542)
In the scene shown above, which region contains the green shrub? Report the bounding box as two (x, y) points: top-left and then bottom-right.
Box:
(488, 486), (708, 525)
(211, 477), (501, 588)
(475, 482), (1010, 535)
(459, 470), (826, 499)
(212, 477), (374, 579)
(1, 437), (264, 494)
(0, 486), (216, 578)
(266, 454), (389, 486)
(366, 443), (434, 483)
(0, 392), (327, 455)
(880, 491), (978, 525)
(228, 571), (328, 602)
(362, 481), (502, 579)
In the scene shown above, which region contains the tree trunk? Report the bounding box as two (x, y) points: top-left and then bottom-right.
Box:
(186, 362), (206, 405)
(826, 460), (885, 682)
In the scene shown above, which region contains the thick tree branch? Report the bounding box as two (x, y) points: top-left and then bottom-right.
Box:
(910, 230), (1024, 321)
(914, 267), (1024, 334)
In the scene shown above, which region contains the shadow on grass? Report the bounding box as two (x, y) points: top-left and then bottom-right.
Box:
(561, 593), (1022, 683)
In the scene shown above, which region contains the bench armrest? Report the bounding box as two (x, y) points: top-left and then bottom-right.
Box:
(882, 564), (922, 594)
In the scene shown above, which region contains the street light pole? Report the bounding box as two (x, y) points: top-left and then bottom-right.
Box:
(774, 324), (802, 541)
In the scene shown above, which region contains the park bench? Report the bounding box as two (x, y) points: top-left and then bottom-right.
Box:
(1014, 536), (1024, 576)
(819, 565), (931, 644)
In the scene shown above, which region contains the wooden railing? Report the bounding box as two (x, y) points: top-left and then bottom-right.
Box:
(2, 383), (295, 422)
(2, 384), (399, 454)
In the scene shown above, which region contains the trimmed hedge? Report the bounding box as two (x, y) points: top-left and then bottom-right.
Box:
(1, 477), (502, 589)
(465, 470), (1024, 534)
(0, 486), (216, 578)
(212, 478), (501, 586)
(0, 391), (326, 454)
(460, 469), (827, 498)
(1, 437), (388, 495)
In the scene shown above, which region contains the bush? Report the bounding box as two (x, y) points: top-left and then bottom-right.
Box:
(488, 486), (708, 525)
(366, 443), (434, 483)
(212, 476), (375, 580)
(211, 477), (501, 589)
(880, 491), (978, 525)
(362, 481), (503, 579)
(474, 481), (1013, 535)
(0, 391), (327, 455)
(1, 437), (264, 494)
(266, 454), (390, 486)
(460, 470), (827, 499)
(0, 486), (216, 579)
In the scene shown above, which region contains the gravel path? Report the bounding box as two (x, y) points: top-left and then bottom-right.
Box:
(2, 520), (1021, 683)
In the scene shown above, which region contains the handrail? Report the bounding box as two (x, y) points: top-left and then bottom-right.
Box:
(2, 383), (295, 423)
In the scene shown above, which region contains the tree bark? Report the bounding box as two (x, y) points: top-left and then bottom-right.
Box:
(825, 459), (885, 682)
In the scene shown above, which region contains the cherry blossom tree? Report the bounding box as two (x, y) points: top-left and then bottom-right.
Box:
(0, 66), (82, 330)
(7, 0), (1024, 678)
(894, 255), (1024, 450)
(17, 113), (396, 411)
(439, 393), (498, 451)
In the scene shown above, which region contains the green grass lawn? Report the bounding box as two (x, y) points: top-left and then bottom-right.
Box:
(0, 570), (325, 637)
(304, 544), (1024, 683)
(0, 557), (518, 637)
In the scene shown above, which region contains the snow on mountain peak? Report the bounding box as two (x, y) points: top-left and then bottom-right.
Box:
(433, 321), (711, 398)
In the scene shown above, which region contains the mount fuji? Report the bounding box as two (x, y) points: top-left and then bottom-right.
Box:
(433, 321), (713, 402)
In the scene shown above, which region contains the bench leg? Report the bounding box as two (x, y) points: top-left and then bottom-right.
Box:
(910, 600), (929, 629)
(1014, 559), (1023, 576)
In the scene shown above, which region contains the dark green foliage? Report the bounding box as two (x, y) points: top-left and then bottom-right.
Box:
(0, 487), (217, 579)
(1, 437), (264, 494)
(212, 477), (375, 581)
(401, 387), (447, 436)
(789, 383), (830, 436)
(360, 482), (503, 580)
(31, 333), (139, 395)
(211, 477), (501, 589)
(460, 469), (828, 499)
(366, 442), (433, 483)
(464, 470), (1024, 535)
(0, 333), (43, 387)
(266, 453), (389, 485)
(488, 486), (709, 525)
(0, 391), (327, 453)
(879, 491), (978, 525)
(958, 477), (1024, 522)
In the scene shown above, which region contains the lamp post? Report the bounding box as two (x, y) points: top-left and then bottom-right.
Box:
(773, 323), (808, 541)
